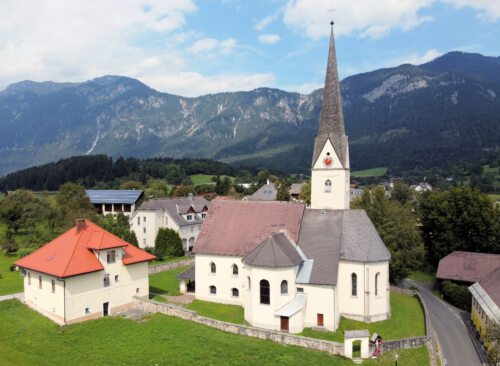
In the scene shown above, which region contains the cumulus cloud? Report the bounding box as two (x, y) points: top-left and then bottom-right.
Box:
(397, 49), (442, 65)
(283, 0), (434, 39)
(258, 34), (281, 44)
(443, 0), (500, 20)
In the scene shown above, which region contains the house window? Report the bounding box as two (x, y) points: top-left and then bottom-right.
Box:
(143, 227), (146, 234)
(143, 239), (146, 246)
(232, 264), (239, 276)
(201, 213), (206, 219)
(124, 204), (131, 213)
(325, 179), (332, 193)
(375, 273), (380, 296)
(247, 276), (251, 290)
(351, 273), (357, 297)
(39, 276), (42, 289)
(260, 279), (270, 305)
(232, 288), (239, 297)
(210, 262), (216, 274)
(51, 279), (55, 293)
(136, 288), (140, 294)
(137, 216), (141, 225)
(103, 274), (110, 287)
(297, 287), (304, 293)
(114, 204), (122, 212)
(143, 216), (146, 223)
(107, 250), (116, 264)
(280, 280), (288, 295)
(104, 204), (112, 212)
(210, 285), (217, 295)
(85, 307), (91, 315)
(115, 275), (119, 283)
(28, 272), (31, 286)
(187, 214), (193, 221)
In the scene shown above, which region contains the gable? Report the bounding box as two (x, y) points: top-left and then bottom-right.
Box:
(312, 138), (343, 170)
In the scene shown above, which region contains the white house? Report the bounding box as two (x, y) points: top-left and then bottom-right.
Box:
(86, 190), (143, 217)
(187, 23), (391, 334)
(15, 219), (155, 325)
(130, 194), (209, 252)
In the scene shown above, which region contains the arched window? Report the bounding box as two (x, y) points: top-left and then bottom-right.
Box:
(247, 276), (251, 290)
(209, 285), (216, 294)
(232, 288), (239, 297)
(325, 179), (332, 193)
(232, 264), (239, 276)
(280, 280), (288, 295)
(260, 279), (270, 305)
(351, 273), (357, 297)
(375, 273), (380, 296)
(210, 262), (216, 274)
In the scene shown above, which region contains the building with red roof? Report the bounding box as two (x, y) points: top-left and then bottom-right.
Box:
(15, 219), (155, 324)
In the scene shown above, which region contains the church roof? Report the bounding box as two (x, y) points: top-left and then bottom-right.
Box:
(312, 24), (348, 167)
(242, 232), (303, 268)
(246, 183), (277, 201)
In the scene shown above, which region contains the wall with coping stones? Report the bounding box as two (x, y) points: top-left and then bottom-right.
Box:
(148, 258), (194, 274)
(132, 297), (344, 356)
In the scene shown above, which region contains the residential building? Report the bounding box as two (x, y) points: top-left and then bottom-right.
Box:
(86, 190), (143, 217)
(187, 23), (391, 334)
(130, 194), (209, 252)
(245, 181), (305, 202)
(15, 219), (155, 325)
(437, 251), (500, 284)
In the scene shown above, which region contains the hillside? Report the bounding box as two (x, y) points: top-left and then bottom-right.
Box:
(0, 51), (499, 176)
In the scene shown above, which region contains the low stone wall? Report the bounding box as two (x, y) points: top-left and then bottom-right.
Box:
(148, 258), (194, 274)
(390, 285), (416, 296)
(132, 297), (344, 356)
(381, 336), (429, 351)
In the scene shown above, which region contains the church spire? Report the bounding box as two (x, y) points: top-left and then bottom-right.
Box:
(312, 22), (348, 168)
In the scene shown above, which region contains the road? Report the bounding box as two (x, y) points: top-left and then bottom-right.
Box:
(408, 280), (488, 366)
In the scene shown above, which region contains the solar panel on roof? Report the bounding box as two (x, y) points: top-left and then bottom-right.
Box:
(85, 190), (143, 204)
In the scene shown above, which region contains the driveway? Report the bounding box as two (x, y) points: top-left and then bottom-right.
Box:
(0, 292), (24, 302)
(407, 280), (488, 366)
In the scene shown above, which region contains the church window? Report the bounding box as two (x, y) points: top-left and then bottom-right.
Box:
(210, 262), (216, 274)
(351, 273), (357, 297)
(247, 276), (251, 290)
(232, 264), (239, 276)
(280, 280), (288, 295)
(375, 273), (380, 296)
(209, 285), (216, 295)
(231, 288), (239, 297)
(260, 279), (270, 305)
(325, 179), (332, 193)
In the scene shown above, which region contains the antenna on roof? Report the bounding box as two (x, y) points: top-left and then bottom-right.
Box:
(327, 3), (337, 27)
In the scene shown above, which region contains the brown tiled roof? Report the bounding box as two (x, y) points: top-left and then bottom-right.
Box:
(195, 201), (305, 256)
(478, 266), (500, 307)
(242, 232), (303, 267)
(436, 251), (500, 283)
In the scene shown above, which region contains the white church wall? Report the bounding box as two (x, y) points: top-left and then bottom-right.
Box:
(300, 284), (336, 331)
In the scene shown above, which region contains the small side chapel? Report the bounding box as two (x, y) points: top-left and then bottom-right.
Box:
(191, 23), (391, 334)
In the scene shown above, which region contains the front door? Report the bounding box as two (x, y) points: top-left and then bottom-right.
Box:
(280, 316), (289, 332)
(317, 313), (324, 326)
(103, 302), (109, 316)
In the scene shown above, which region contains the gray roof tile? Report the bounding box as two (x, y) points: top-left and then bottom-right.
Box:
(243, 232), (303, 268)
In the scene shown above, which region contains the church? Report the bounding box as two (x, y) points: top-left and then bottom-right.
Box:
(192, 23), (391, 334)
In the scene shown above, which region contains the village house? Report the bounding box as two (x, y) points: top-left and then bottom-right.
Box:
(185, 24), (391, 334)
(86, 189), (143, 217)
(245, 181), (305, 202)
(15, 219), (155, 325)
(130, 194), (209, 252)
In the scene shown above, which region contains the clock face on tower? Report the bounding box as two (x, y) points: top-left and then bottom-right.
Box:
(323, 155), (333, 168)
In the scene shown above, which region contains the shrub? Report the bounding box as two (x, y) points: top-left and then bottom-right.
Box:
(441, 280), (471, 311)
(154, 228), (183, 260)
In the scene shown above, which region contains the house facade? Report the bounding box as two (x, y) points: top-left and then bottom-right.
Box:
(15, 220), (155, 325)
(191, 23), (391, 334)
(130, 194), (209, 252)
(86, 189), (143, 217)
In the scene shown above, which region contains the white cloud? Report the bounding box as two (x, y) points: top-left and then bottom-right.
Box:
(396, 49), (442, 65)
(284, 0), (434, 39)
(188, 38), (220, 53)
(283, 82), (323, 94)
(258, 34), (282, 44)
(187, 37), (237, 57)
(255, 8), (283, 31)
(442, 0), (500, 20)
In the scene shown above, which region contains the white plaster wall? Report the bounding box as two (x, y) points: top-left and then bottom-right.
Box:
(23, 269), (65, 322)
(301, 284), (336, 331)
(195, 254), (244, 305)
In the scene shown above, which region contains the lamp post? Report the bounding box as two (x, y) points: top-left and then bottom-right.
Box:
(395, 352), (399, 366)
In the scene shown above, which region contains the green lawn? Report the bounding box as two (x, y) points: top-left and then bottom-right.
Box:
(186, 300), (246, 325)
(148, 256), (189, 266)
(300, 291), (425, 342)
(364, 347), (429, 366)
(0, 254), (23, 295)
(148, 266), (189, 296)
(351, 167), (388, 178)
(0, 300), (355, 366)
(190, 174), (235, 186)
(408, 270), (436, 284)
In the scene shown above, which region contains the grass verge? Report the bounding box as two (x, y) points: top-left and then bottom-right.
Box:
(0, 254), (23, 295)
(148, 266), (189, 296)
(186, 300), (246, 325)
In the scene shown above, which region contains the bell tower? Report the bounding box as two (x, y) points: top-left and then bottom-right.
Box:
(310, 21), (350, 210)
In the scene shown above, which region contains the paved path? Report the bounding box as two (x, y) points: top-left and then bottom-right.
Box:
(407, 280), (488, 366)
(0, 292), (24, 302)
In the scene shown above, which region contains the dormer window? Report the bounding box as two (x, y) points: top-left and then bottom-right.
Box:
(201, 213), (206, 219)
(107, 250), (116, 264)
(186, 214), (193, 221)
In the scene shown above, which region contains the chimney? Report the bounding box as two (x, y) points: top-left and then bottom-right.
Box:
(188, 193), (193, 201)
(75, 219), (86, 233)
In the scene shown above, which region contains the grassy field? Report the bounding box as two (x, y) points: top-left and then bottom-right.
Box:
(190, 174), (235, 186)
(0, 299), (355, 366)
(0, 254), (23, 295)
(148, 256), (189, 266)
(300, 291), (425, 342)
(148, 266), (189, 296)
(408, 270), (436, 284)
(364, 347), (429, 366)
(351, 167), (388, 178)
(186, 300), (246, 324)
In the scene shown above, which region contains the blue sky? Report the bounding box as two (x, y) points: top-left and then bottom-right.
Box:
(1, 0), (499, 96)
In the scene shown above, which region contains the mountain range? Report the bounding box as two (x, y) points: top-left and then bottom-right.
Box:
(0, 51), (499, 176)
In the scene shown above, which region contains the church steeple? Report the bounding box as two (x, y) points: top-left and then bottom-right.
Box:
(312, 22), (348, 168)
